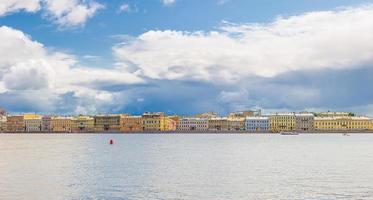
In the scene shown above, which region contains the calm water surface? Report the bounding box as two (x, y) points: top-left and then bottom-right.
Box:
(1, 134), (373, 200)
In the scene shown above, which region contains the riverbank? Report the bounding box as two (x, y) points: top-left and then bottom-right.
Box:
(2, 130), (373, 134)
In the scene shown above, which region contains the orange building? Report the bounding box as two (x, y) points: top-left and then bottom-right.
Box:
(6, 115), (24, 133)
(164, 117), (177, 131)
(94, 115), (121, 132)
(120, 115), (143, 132)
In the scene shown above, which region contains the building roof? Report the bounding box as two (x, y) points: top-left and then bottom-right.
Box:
(245, 116), (269, 120)
(180, 117), (208, 121)
(72, 116), (94, 120)
(227, 118), (245, 122)
(94, 114), (121, 117)
(122, 115), (142, 118)
(142, 112), (165, 116)
(51, 116), (73, 120)
(268, 113), (295, 116)
(209, 117), (228, 120)
(315, 116), (372, 120)
(295, 113), (314, 117)
(23, 114), (42, 120)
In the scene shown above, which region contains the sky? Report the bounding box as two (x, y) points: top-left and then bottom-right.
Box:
(0, 0), (373, 116)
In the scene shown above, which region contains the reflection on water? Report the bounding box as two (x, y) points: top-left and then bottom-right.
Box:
(1, 134), (373, 200)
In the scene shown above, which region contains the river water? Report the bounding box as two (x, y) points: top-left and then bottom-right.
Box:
(0, 134), (373, 200)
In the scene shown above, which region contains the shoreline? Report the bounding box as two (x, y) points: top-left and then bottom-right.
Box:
(1, 131), (373, 135)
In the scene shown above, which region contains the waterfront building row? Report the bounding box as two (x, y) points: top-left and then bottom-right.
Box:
(1, 111), (373, 133)
(177, 113), (373, 132)
(2, 112), (179, 133)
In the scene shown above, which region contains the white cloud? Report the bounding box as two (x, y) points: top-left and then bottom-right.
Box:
(118, 3), (139, 14)
(161, 0), (175, 6)
(0, 0), (41, 16)
(113, 5), (373, 83)
(43, 0), (104, 27)
(217, 0), (230, 6)
(0, 26), (143, 113)
(0, 0), (104, 27)
(82, 54), (101, 61)
(118, 3), (130, 13)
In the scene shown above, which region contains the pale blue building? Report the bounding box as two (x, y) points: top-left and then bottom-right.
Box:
(245, 116), (269, 132)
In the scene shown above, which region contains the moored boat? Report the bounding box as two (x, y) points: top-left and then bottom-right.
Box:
(280, 131), (299, 135)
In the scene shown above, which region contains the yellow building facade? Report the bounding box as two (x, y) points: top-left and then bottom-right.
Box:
(51, 117), (72, 133)
(314, 116), (371, 131)
(141, 112), (166, 132)
(269, 113), (296, 132)
(71, 116), (94, 133)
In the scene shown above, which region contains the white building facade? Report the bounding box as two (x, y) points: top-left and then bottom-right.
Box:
(245, 116), (269, 132)
(177, 118), (208, 131)
(24, 118), (42, 132)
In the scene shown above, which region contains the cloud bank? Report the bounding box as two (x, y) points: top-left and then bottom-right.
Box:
(0, 26), (142, 114)
(0, 0), (103, 27)
(1, 4), (373, 115)
(114, 5), (373, 83)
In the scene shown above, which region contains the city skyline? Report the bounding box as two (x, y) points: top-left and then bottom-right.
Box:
(1, 110), (373, 133)
(0, 0), (373, 116)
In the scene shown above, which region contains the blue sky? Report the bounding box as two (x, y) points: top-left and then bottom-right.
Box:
(0, 0), (373, 116)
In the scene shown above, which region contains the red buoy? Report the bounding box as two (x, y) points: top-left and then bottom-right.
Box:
(109, 139), (114, 145)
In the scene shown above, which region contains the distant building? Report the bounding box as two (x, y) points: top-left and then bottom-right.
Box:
(51, 117), (72, 133)
(42, 116), (52, 132)
(164, 117), (177, 131)
(269, 113), (296, 132)
(94, 115), (121, 132)
(295, 113), (315, 132)
(195, 112), (219, 119)
(71, 116), (94, 133)
(228, 110), (261, 118)
(227, 118), (245, 131)
(317, 112), (352, 117)
(24, 114), (42, 132)
(168, 116), (180, 130)
(120, 115), (143, 132)
(314, 116), (371, 131)
(208, 117), (228, 131)
(6, 115), (24, 133)
(0, 109), (6, 116)
(142, 112), (166, 132)
(177, 118), (208, 131)
(245, 116), (269, 132)
(0, 116), (7, 132)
